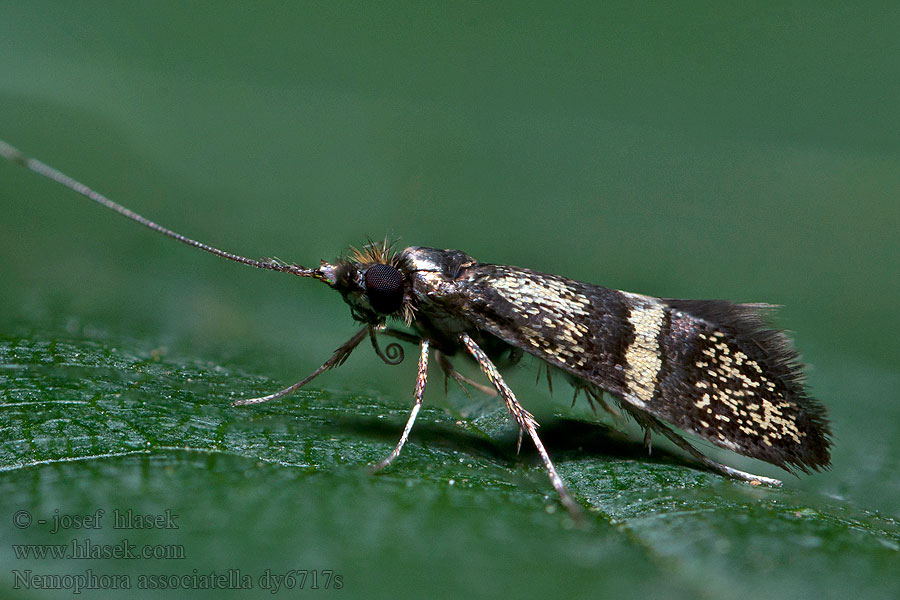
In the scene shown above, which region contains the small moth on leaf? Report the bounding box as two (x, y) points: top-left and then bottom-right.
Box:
(1, 140), (831, 519)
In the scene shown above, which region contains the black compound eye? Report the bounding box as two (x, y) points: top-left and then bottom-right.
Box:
(364, 264), (405, 314)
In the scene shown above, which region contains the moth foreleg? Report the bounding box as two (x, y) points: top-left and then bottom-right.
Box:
(371, 339), (431, 472)
(458, 333), (582, 519)
(231, 327), (368, 406)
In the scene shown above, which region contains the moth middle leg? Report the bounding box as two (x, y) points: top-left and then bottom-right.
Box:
(371, 338), (431, 472)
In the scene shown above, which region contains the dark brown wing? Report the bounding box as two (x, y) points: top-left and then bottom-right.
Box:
(449, 263), (830, 473)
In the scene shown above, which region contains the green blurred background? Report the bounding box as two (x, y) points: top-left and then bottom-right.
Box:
(1, 3), (898, 599)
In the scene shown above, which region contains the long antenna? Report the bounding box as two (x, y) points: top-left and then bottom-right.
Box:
(0, 139), (316, 277)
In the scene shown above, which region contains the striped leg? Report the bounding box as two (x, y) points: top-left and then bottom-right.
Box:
(647, 415), (783, 486)
(372, 339), (431, 472)
(623, 407), (783, 486)
(232, 328), (368, 406)
(459, 333), (582, 519)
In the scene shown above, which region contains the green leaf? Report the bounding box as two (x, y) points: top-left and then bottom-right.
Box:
(2, 333), (897, 599)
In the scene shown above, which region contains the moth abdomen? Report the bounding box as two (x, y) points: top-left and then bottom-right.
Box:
(646, 299), (831, 472)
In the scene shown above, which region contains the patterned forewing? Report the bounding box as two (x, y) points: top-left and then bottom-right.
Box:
(454, 264), (830, 472)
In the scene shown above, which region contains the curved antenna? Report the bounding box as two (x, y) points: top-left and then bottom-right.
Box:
(0, 139), (316, 278)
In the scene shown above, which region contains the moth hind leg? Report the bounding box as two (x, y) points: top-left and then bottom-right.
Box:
(434, 350), (498, 398)
(623, 406), (783, 487)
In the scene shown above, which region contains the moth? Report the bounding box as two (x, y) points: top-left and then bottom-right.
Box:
(1, 140), (831, 517)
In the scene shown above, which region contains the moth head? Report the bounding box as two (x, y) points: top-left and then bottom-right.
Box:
(315, 241), (414, 324)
